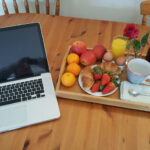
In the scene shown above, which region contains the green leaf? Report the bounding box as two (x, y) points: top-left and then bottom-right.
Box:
(93, 67), (101, 74)
(141, 32), (149, 47)
(126, 43), (131, 50)
(99, 84), (104, 92)
(132, 39), (141, 51)
(110, 78), (120, 87)
(117, 36), (130, 40)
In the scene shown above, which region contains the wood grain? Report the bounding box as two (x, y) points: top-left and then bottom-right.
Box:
(0, 14), (150, 150)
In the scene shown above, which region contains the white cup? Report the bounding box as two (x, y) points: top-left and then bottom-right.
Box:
(127, 58), (150, 84)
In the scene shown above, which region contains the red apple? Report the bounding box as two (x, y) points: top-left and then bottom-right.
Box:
(80, 51), (96, 66)
(92, 44), (107, 60)
(70, 41), (87, 56)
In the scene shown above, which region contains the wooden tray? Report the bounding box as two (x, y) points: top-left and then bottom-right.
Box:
(56, 47), (150, 112)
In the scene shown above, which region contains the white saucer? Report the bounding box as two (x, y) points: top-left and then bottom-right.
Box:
(78, 65), (120, 96)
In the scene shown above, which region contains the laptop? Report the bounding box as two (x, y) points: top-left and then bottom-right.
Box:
(0, 23), (60, 133)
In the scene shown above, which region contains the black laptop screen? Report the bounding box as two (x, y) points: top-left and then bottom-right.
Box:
(0, 23), (49, 83)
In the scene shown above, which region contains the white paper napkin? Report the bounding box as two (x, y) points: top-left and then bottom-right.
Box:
(120, 81), (150, 104)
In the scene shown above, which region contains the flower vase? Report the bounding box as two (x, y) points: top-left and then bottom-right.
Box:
(134, 47), (143, 58)
(125, 48), (134, 64)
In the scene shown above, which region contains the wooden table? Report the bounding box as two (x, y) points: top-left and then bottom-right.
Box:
(0, 13), (150, 150)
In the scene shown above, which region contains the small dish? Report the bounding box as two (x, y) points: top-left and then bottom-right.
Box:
(78, 65), (120, 96)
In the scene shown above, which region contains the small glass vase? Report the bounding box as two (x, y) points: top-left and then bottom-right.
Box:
(125, 49), (134, 64)
(134, 47), (143, 58)
(125, 48), (143, 64)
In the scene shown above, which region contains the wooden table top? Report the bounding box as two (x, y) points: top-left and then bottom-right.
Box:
(0, 13), (150, 150)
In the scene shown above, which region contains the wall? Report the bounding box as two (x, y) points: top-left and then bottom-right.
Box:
(60, 0), (147, 25)
(0, 0), (149, 26)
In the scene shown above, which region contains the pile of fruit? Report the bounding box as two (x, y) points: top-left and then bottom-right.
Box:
(61, 41), (107, 87)
(91, 66), (119, 94)
(71, 41), (107, 66)
(61, 53), (81, 87)
(70, 40), (126, 66)
(61, 40), (123, 89)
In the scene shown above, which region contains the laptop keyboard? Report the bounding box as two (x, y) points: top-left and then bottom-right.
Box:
(0, 79), (45, 106)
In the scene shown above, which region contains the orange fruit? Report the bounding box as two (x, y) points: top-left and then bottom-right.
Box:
(66, 63), (81, 76)
(67, 53), (79, 64)
(61, 72), (76, 87)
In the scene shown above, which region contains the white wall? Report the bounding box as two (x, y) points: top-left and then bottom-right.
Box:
(60, 0), (147, 25)
(0, 0), (149, 26)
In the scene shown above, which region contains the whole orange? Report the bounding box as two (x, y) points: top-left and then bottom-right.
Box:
(61, 72), (76, 87)
(67, 53), (79, 64)
(66, 63), (81, 76)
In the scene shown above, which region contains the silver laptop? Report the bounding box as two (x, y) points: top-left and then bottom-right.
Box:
(0, 23), (60, 133)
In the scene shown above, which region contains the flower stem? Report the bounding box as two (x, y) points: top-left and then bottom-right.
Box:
(134, 50), (138, 58)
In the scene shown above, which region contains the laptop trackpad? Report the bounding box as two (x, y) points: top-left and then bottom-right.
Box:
(0, 106), (27, 127)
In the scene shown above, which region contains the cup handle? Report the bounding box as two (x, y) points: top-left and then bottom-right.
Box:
(142, 76), (150, 85)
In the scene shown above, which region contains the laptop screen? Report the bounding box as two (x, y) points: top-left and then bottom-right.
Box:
(0, 23), (49, 83)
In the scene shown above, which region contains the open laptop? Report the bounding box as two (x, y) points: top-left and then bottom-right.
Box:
(0, 23), (60, 133)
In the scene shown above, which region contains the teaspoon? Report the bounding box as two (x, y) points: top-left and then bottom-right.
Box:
(128, 89), (150, 97)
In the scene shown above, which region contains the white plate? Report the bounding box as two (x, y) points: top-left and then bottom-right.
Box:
(78, 65), (120, 96)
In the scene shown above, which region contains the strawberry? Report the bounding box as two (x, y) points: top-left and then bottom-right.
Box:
(91, 81), (101, 93)
(102, 82), (116, 94)
(93, 67), (102, 80)
(93, 74), (102, 80)
(101, 73), (110, 85)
